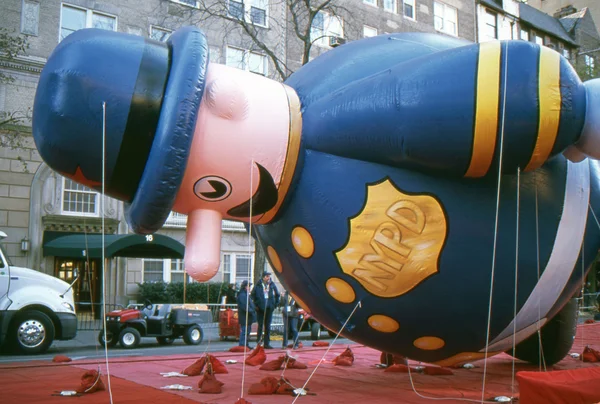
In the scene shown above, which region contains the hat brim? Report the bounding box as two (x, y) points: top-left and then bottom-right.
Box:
(126, 27), (209, 233)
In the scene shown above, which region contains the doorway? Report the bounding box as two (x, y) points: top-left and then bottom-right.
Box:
(54, 257), (102, 314)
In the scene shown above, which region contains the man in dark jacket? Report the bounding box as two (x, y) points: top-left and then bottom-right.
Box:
(250, 271), (280, 349)
(237, 280), (256, 349)
(282, 291), (300, 348)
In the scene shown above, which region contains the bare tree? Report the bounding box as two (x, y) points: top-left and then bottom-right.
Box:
(156, 0), (353, 81)
(0, 28), (30, 129)
(0, 28), (30, 168)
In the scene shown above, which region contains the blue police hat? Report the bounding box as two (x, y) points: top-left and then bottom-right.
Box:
(32, 26), (209, 233)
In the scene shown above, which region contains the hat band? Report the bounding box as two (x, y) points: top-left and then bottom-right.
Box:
(109, 39), (171, 201)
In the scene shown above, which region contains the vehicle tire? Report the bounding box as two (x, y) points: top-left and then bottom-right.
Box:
(510, 298), (578, 366)
(327, 330), (337, 338)
(157, 336), (175, 345)
(183, 325), (203, 345)
(119, 327), (141, 349)
(12, 310), (55, 354)
(98, 330), (118, 347)
(310, 322), (322, 340)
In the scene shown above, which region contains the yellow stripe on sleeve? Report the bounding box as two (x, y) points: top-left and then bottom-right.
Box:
(524, 47), (561, 172)
(465, 41), (502, 178)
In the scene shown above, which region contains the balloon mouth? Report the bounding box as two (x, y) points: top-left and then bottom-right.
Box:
(227, 162), (278, 218)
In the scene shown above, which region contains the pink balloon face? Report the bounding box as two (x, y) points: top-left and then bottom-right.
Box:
(172, 63), (302, 283)
(172, 63), (298, 224)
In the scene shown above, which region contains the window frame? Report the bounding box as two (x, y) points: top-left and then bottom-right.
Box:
(60, 177), (99, 217)
(483, 8), (498, 41)
(149, 25), (172, 42)
(225, 45), (269, 76)
(363, 0), (378, 7)
(169, 0), (199, 8)
(585, 55), (596, 76)
(363, 25), (378, 38)
(403, 0), (416, 20)
(383, 0), (397, 13)
(433, 1), (458, 37)
(311, 10), (344, 48)
(59, 2), (118, 43)
(227, 0), (269, 28)
(142, 258), (166, 283)
(221, 253), (254, 286)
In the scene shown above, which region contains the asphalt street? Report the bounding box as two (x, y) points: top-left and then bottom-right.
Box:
(0, 324), (351, 364)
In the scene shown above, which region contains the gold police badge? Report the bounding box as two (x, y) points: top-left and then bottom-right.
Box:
(335, 179), (447, 298)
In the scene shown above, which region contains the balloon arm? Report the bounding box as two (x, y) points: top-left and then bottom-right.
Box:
(299, 42), (588, 177)
(184, 209), (222, 282)
(571, 79), (600, 161)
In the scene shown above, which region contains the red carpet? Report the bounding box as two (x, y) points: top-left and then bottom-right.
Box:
(0, 323), (598, 404)
(0, 361), (198, 403)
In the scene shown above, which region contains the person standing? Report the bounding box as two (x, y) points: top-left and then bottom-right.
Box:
(251, 271), (280, 349)
(236, 280), (256, 349)
(282, 291), (300, 349)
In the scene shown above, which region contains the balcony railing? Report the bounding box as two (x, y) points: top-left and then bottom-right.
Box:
(164, 212), (246, 232)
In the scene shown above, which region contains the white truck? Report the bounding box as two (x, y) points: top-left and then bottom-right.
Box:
(0, 230), (77, 354)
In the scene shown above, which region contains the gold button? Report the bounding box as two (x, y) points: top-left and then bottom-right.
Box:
(413, 336), (445, 351)
(326, 277), (356, 303)
(267, 246), (282, 273)
(291, 226), (315, 258)
(367, 315), (400, 333)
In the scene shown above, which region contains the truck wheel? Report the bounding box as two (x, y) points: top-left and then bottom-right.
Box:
(183, 325), (203, 345)
(310, 322), (322, 340)
(327, 330), (337, 338)
(157, 336), (175, 345)
(119, 327), (141, 349)
(98, 330), (117, 347)
(510, 298), (578, 366)
(13, 310), (55, 354)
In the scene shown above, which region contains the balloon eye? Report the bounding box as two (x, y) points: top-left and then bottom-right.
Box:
(194, 176), (232, 202)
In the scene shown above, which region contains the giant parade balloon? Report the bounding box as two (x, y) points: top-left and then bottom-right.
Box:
(32, 27), (600, 366)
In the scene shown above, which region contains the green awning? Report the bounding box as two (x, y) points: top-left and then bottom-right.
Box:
(43, 232), (184, 259)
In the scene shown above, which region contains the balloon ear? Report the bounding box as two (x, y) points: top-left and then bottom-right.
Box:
(204, 77), (249, 121)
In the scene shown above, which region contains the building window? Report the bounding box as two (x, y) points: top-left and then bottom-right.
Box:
(143, 259), (164, 282)
(170, 259), (193, 283)
(60, 4), (116, 42)
(403, 0), (415, 20)
(311, 10), (344, 47)
(143, 259), (192, 283)
(62, 178), (98, 216)
(562, 48), (570, 59)
(434, 2), (457, 36)
(228, 0), (268, 27)
(170, 0), (199, 7)
(221, 253), (253, 286)
(520, 29), (529, 41)
(150, 26), (171, 42)
(533, 33), (543, 45)
(363, 25), (378, 38)
(226, 46), (268, 75)
(363, 0), (377, 6)
(222, 255), (232, 284)
(483, 9), (498, 41)
(235, 254), (252, 284)
(585, 55), (596, 76)
(383, 0), (397, 13)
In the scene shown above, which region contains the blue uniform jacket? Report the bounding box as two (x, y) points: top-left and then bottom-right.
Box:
(252, 33), (600, 365)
